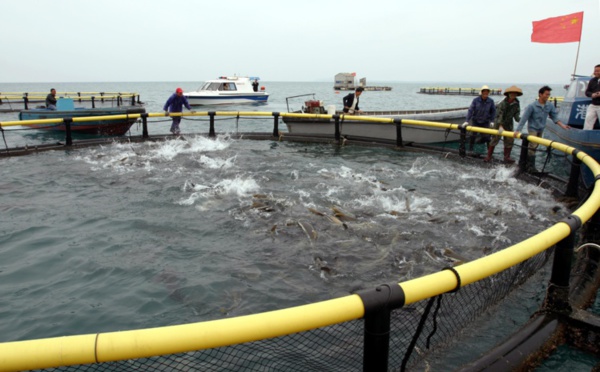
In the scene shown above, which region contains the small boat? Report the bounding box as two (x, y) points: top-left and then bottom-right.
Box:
(544, 75), (600, 188)
(184, 76), (269, 106)
(19, 98), (145, 136)
(281, 94), (468, 144)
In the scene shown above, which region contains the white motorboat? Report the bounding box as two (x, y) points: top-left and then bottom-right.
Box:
(184, 76), (269, 106)
(282, 94), (468, 144)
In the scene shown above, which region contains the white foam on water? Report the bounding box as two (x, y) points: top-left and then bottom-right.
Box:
(178, 175), (261, 208)
(195, 154), (237, 170)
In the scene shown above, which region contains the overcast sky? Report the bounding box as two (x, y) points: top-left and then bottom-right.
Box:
(1, 0), (598, 84)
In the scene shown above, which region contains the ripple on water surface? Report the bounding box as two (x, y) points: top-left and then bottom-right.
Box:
(0, 135), (570, 342)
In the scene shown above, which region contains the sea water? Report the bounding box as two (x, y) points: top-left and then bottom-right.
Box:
(0, 81), (594, 369)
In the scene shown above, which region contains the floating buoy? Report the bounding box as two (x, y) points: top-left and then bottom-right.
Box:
(260, 86), (265, 91)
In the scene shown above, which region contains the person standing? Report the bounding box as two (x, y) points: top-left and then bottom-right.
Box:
(252, 79), (259, 92)
(584, 64), (600, 130)
(464, 85), (496, 151)
(342, 86), (364, 114)
(515, 85), (570, 172)
(163, 87), (194, 135)
(485, 85), (522, 163)
(46, 88), (57, 110)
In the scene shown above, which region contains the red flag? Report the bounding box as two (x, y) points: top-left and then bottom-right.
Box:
(531, 12), (584, 43)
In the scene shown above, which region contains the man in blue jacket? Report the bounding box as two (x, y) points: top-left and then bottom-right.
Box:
(464, 85), (496, 151)
(515, 85), (570, 172)
(163, 87), (194, 135)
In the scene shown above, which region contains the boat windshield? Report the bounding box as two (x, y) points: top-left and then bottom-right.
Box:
(565, 78), (589, 99)
(220, 83), (237, 91)
(200, 82), (221, 91)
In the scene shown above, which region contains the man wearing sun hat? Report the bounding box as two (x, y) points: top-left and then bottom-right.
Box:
(464, 85), (496, 151)
(484, 85), (522, 163)
(163, 87), (194, 135)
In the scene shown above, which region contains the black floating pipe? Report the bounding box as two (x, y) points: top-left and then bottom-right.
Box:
(117, 96), (122, 107)
(334, 115), (340, 141)
(100, 92), (104, 103)
(458, 126), (466, 157)
(91, 96), (96, 109)
(141, 113), (149, 138)
(208, 112), (216, 137)
(137, 95), (141, 104)
(394, 118), (403, 147)
(564, 152), (581, 198)
(131, 94), (135, 106)
(272, 112), (280, 137)
(544, 215), (581, 313)
(518, 135), (529, 172)
(23, 96), (29, 110)
(64, 118), (73, 146)
(77, 92), (81, 103)
(356, 282), (406, 372)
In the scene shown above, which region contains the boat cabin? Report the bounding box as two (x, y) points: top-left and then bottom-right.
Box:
(558, 75), (597, 129)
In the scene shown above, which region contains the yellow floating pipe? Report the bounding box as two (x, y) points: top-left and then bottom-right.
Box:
(0, 296), (365, 372)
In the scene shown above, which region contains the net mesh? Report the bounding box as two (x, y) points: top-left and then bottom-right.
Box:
(35, 250), (553, 372)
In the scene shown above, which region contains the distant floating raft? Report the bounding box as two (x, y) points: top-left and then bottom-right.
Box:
(418, 87), (503, 96)
(333, 86), (392, 91)
(0, 91), (143, 112)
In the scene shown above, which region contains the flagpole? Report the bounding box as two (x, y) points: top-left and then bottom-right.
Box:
(573, 11), (584, 77)
(573, 40), (581, 77)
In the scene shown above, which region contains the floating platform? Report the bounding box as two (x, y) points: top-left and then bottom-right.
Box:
(334, 86), (392, 91)
(0, 91), (143, 112)
(418, 87), (503, 96)
(334, 72), (392, 91)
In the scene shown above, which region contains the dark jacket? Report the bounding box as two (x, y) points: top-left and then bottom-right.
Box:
(342, 93), (359, 113)
(494, 98), (521, 131)
(46, 93), (57, 107)
(586, 77), (600, 106)
(466, 96), (496, 125)
(163, 93), (191, 112)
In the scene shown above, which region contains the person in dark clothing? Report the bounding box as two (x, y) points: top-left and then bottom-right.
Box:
(463, 85), (496, 151)
(163, 88), (194, 135)
(485, 85), (522, 163)
(342, 87), (364, 114)
(252, 80), (259, 92)
(46, 88), (57, 110)
(584, 64), (600, 130)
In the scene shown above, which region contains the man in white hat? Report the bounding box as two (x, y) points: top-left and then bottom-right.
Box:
(485, 85), (522, 163)
(463, 85), (496, 151)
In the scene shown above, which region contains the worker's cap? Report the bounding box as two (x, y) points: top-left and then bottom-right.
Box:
(480, 85), (490, 93)
(176, 87), (183, 93)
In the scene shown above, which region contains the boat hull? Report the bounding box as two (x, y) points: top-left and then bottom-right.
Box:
(544, 119), (600, 188)
(19, 107), (145, 136)
(184, 93), (269, 106)
(282, 108), (467, 144)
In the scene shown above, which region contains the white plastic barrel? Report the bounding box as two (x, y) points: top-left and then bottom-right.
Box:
(326, 105), (336, 114)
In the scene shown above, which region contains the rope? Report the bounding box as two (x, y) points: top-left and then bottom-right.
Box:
(401, 266), (461, 371)
(537, 143), (553, 183)
(401, 296), (436, 371)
